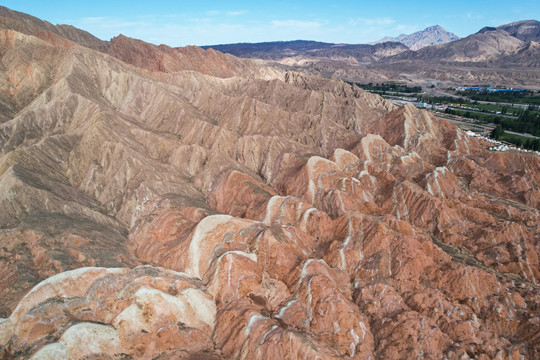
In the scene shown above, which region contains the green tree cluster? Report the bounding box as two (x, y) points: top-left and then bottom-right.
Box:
(491, 125), (504, 140)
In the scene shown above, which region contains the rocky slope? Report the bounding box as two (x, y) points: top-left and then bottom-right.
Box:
(203, 40), (409, 84)
(0, 6), (108, 51)
(498, 20), (540, 43)
(371, 20), (540, 86)
(386, 25), (532, 65)
(202, 40), (335, 60)
(374, 25), (460, 51)
(0, 7), (539, 360)
(203, 40), (409, 63)
(205, 20), (540, 86)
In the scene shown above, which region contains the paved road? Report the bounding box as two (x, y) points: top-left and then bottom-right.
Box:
(435, 115), (493, 131)
(505, 130), (539, 139)
(435, 114), (539, 139)
(389, 96), (540, 140)
(426, 89), (530, 110)
(447, 105), (519, 119)
(474, 100), (529, 110)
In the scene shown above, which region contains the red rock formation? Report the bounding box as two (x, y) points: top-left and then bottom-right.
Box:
(0, 7), (539, 360)
(108, 34), (280, 79)
(0, 266), (219, 359)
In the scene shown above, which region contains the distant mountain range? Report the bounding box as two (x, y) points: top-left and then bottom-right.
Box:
(204, 20), (540, 87)
(1, 2), (538, 88)
(202, 40), (409, 63)
(371, 20), (540, 87)
(203, 25), (460, 59)
(373, 25), (460, 50)
(1, 6), (540, 360)
(384, 20), (540, 65)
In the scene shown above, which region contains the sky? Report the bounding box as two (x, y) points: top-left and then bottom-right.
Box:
(3, 1), (540, 46)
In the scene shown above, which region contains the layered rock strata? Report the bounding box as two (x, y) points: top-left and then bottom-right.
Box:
(0, 7), (539, 360)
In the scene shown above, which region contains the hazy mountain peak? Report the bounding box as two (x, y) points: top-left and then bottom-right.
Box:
(375, 24), (460, 50)
(424, 24), (444, 31)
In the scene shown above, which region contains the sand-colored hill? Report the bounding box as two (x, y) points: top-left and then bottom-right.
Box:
(0, 7), (539, 360)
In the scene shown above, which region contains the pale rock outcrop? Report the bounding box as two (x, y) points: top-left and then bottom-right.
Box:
(1, 266), (217, 359)
(0, 8), (539, 360)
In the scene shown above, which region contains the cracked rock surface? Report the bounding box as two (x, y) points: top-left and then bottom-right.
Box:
(0, 7), (539, 360)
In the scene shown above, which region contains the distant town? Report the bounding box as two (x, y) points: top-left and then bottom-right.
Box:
(352, 81), (540, 152)
(453, 86), (527, 92)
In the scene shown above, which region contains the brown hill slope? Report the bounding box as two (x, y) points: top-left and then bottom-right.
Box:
(0, 8), (539, 360)
(0, 5), (108, 51)
(108, 34), (280, 78)
(370, 20), (540, 85)
(206, 20), (540, 86)
(498, 20), (540, 42)
(387, 28), (525, 64)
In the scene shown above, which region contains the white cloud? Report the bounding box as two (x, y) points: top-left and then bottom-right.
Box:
(205, 10), (247, 17)
(466, 12), (483, 20)
(75, 17), (145, 30)
(226, 10), (248, 17)
(69, 12), (420, 46)
(341, 17), (421, 42)
(271, 20), (323, 30)
(77, 16), (108, 24)
(395, 24), (420, 33)
(350, 17), (396, 26)
(72, 15), (266, 46)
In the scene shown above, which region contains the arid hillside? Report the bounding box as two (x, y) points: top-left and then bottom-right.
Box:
(0, 7), (539, 360)
(374, 25), (460, 50)
(206, 20), (540, 87)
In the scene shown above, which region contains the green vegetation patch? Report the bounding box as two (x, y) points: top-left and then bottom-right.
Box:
(352, 82), (422, 94)
(498, 133), (540, 150)
(457, 90), (540, 105)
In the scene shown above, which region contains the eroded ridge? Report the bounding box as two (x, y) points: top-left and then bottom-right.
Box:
(0, 10), (539, 360)
(2, 127), (539, 359)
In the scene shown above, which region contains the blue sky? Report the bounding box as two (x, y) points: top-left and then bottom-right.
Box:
(3, 1), (539, 46)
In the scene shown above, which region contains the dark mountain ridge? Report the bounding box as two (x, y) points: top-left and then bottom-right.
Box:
(379, 20), (540, 68)
(202, 39), (335, 59)
(498, 20), (540, 42)
(202, 39), (409, 62)
(202, 20), (540, 85)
